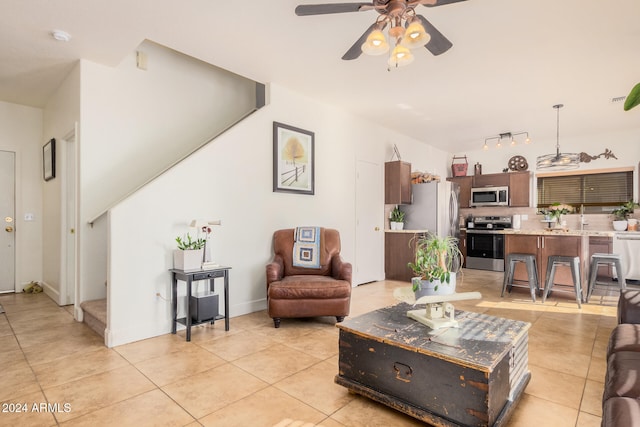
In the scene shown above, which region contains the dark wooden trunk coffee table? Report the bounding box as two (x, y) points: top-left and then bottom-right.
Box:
(336, 303), (530, 427)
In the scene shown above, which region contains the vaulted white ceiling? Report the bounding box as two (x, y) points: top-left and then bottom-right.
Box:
(2, 0), (639, 153)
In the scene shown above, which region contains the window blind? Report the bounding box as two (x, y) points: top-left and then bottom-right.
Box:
(537, 171), (633, 208)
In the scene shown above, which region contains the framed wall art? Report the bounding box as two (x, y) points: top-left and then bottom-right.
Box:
(43, 138), (56, 181)
(273, 122), (314, 195)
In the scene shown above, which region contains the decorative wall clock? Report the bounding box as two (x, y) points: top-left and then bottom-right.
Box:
(508, 155), (528, 171)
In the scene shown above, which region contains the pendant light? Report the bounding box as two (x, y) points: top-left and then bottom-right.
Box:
(536, 104), (580, 170)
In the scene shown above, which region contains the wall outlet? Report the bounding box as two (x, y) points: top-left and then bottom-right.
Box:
(521, 214), (528, 220)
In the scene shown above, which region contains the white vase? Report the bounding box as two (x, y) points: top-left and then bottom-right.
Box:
(173, 249), (203, 271)
(553, 215), (563, 229)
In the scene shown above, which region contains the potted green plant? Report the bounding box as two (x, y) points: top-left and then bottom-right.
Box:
(611, 200), (638, 231)
(408, 232), (463, 297)
(390, 206), (406, 230)
(173, 233), (205, 271)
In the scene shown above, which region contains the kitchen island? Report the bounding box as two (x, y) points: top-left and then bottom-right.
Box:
(500, 229), (616, 298)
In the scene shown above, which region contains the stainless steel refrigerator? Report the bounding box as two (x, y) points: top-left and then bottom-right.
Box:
(399, 181), (461, 239)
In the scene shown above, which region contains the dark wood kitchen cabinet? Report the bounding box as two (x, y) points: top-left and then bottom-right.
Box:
(447, 176), (473, 208)
(385, 232), (424, 281)
(385, 161), (411, 205)
(472, 173), (508, 188)
(507, 172), (530, 207)
(505, 234), (582, 289)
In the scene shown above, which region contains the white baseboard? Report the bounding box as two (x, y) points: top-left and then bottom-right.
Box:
(230, 298), (267, 317)
(75, 306), (84, 322)
(105, 319), (173, 348)
(41, 281), (61, 305)
(103, 299), (268, 348)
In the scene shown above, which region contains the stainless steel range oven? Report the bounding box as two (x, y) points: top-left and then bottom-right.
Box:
(465, 216), (511, 272)
(466, 231), (505, 272)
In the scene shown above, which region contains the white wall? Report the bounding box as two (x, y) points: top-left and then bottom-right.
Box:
(454, 128), (640, 203)
(106, 83), (447, 347)
(42, 63), (81, 302)
(0, 101), (43, 291)
(81, 41), (258, 222)
(78, 41), (260, 308)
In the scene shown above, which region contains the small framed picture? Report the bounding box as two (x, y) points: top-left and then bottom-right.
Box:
(273, 122), (314, 195)
(43, 138), (56, 182)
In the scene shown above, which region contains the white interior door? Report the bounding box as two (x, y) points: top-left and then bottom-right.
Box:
(0, 150), (15, 293)
(355, 160), (384, 285)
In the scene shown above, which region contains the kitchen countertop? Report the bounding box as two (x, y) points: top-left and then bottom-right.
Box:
(385, 229), (430, 233)
(463, 228), (625, 237)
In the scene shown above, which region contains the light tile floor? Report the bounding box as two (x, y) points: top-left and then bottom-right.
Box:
(0, 269), (623, 426)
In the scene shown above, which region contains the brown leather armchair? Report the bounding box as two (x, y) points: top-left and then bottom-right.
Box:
(266, 228), (352, 328)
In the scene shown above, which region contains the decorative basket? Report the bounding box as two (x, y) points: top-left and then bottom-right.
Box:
(451, 156), (468, 177)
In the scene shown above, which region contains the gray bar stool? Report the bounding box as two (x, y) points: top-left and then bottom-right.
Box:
(502, 253), (539, 302)
(586, 253), (625, 303)
(543, 255), (582, 308)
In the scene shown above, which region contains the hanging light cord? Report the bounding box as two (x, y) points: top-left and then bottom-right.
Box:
(554, 104), (563, 158)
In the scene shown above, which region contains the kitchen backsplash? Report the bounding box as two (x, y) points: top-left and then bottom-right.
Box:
(460, 207), (635, 232)
(386, 203), (634, 232)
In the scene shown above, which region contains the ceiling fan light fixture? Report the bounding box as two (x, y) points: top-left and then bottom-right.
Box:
(361, 29), (389, 56)
(401, 19), (430, 49)
(388, 44), (414, 68)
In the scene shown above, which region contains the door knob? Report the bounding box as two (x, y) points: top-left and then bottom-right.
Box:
(5, 226), (13, 232)
(70, 228), (75, 234)
(375, 227), (380, 231)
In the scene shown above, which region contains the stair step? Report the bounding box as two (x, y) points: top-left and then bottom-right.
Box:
(80, 299), (106, 338)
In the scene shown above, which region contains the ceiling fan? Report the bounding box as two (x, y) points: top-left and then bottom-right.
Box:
(295, 0), (467, 66)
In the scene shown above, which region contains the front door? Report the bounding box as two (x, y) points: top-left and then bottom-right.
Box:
(355, 160), (384, 285)
(0, 150), (15, 293)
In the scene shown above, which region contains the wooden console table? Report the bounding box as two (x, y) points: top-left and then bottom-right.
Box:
(336, 303), (530, 426)
(170, 266), (231, 341)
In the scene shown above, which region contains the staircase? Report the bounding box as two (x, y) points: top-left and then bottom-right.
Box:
(80, 299), (107, 338)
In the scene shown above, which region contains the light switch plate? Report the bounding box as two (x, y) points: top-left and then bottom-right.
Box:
(24, 213), (35, 221)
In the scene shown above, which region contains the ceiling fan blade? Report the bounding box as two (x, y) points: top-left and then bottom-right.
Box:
(417, 15), (453, 56)
(341, 23), (377, 60)
(295, 3), (374, 16)
(420, 0), (468, 7)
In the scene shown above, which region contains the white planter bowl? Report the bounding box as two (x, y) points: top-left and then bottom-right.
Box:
(412, 273), (457, 298)
(613, 220), (628, 231)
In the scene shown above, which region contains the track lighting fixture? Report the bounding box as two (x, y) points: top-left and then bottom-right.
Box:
(482, 132), (531, 151)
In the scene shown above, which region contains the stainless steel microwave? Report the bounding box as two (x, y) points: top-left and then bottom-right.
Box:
(470, 186), (509, 207)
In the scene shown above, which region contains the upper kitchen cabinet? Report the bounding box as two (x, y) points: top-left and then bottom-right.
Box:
(473, 173), (508, 188)
(447, 176), (473, 208)
(457, 171), (530, 208)
(385, 161), (411, 204)
(508, 171), (530, 207)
